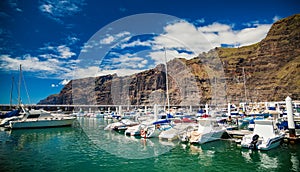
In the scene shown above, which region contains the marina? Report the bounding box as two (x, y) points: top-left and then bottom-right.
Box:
(0, 8), (299, 171)
(1, 97), (300, 172)
(0, 117), (299, 172)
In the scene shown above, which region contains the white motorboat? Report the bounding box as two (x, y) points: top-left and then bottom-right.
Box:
(187, 118), (226, 144)
(159, 122), (197, 141)
(241, 120), (284, 150)
(125, 124), (142, 136)
(8, 106), (76, 129)
(104, 119), (139, 132)
(139, 119), (172, 138)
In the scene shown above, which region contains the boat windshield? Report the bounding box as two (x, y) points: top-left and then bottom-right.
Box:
(27, 114), (40, 118)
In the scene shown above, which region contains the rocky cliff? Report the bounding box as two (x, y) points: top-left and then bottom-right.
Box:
(38, 14), (300, 105)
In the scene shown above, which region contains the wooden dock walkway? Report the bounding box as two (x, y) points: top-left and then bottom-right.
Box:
(226, 130), (253, 138)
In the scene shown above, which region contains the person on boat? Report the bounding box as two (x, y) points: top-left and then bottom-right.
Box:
(227, 116), (233, 124)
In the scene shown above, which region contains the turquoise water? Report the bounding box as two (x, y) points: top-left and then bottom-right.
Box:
(0, 118), (299, 172)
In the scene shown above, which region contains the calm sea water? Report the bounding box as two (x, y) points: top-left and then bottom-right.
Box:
(0, 117), (299, 172)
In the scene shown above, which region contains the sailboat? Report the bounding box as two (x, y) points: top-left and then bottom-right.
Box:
(139, 48), (173, 138)
(0, 72), (22, 126)
(6, 65), (76, 129)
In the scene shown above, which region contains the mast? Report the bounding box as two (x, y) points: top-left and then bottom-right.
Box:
(9, 76), (14, 109)
(242, 67), (247, 103)
(164, 48), (170, 112)
(18, 64), (22, 106)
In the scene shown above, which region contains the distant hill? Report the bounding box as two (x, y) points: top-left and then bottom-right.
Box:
(38, 14), (300, 105)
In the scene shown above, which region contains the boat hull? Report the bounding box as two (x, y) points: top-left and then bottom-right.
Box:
(258, 137), (283, 150)
(9, 117), (76, 129)
(190, 129), (225, 144)
(241, 134), (283, 150)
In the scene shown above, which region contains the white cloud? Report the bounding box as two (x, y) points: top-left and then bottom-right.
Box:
(39, 0), (85, 23)
(66, 66), (141, 79)
(67, 36), (80, 45)
(59, 79), (70, 85)
(236, 24), (271, 46)
(0, 54), (73, 78)
(57, 45), (76, 58)
(99, 31), (130, 45)
(152, 21), (213, 55)
(100, 35), (115, 44)
(40, 4), (53, 14)
(151, 20), (272, 57)
(273, 15), (281, 22)
(39, 44), (76, 59)
(109, 53), (148, 69)
(198, 22), (232, 32)
(120, 39), (152, 49)
(195, 18), (205, 24)
(148, 49), (194, 65)
(51, 84), (58, 87)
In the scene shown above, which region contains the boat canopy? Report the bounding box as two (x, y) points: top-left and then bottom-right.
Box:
(153, 119), (170, 125)
(0, 109), (20, 119)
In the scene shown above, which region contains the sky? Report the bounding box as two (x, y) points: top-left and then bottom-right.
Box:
(0, 0), (299, 104)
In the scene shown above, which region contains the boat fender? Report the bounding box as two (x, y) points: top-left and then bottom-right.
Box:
(250, 134), (259, 149)
(140, 129), (147, 138)
(156, 124), (161, 129)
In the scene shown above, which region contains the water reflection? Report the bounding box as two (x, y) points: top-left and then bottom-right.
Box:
(291, 153), (300, 172)
(77, 117), (175, 159)
(4, 127), (75, 151)
(241, 149), (279, 170)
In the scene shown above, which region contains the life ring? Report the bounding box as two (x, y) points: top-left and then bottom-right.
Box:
(140, 129), (146, 138)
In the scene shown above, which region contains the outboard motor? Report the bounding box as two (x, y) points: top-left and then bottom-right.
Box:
(250, 134), (259, 150)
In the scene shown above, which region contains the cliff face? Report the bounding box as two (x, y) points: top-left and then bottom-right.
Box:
(38, 14), (300, 105)
(214, 14), (300, 102)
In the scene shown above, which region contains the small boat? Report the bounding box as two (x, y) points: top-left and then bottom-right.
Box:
(187, 118), (226, 144)
(159, 122), (197, 141)
(104, 119), (139, 132)
(241, 120), (284, 150)
(140, 119), (172, 138)
(124, 124), (142, 136)
(8, 106), (76, 129)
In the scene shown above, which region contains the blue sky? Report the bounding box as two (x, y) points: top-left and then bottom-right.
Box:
(0, 0), (299, 104)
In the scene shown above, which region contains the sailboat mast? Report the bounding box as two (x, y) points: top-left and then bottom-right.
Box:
(164, 48), (170, 112)
(18, 64), (22, 106)
(10, 76), (14, 109)
(242, 67), (247, 103)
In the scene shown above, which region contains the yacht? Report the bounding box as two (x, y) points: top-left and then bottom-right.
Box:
(8, 106), (76, 129)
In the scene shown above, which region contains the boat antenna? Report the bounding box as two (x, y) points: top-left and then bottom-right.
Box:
(164, 47), (170, 113)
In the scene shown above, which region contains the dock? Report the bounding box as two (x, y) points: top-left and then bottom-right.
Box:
(225, 130), (253, 139)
